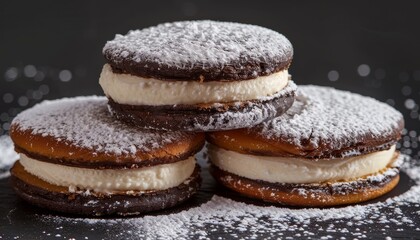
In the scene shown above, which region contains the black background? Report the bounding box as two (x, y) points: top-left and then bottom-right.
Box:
(1, 2), (420, 239)
(1, 0), (420, 155)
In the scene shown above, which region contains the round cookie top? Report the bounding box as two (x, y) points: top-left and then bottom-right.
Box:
(209, 85), (404, 159)
(10, 96), (204, 168)
(103, 20), (293, 81)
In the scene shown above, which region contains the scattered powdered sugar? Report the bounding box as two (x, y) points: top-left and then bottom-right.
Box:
(103, 20), (292, 72)
(11, 96), (194, 156)
(0, 135), (18, 179)
(0, 138), (419, 238)
(254, 85), (404, 153)
(33, 155), (419, 239)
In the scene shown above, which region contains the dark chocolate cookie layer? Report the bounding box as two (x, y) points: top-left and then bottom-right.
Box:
(11, 162), (201, 216)
(210, 165), (400, 207)
(107, 81), (296, 132)
(103, 20), (293, 81)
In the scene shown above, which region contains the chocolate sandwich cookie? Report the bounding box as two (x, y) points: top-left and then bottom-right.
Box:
(10, 96), (204, 216)
(207, 85), (404, 207)
(100, 20), (296, 131)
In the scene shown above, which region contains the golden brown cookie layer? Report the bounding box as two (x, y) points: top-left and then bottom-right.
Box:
(207, 85), (404, 159)
(10, 96), (205, 168)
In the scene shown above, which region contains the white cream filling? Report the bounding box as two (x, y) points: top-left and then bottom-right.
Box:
(99, 64), (289, 105)
(19, 154), (195, 193)
(209, 144), (396, 184)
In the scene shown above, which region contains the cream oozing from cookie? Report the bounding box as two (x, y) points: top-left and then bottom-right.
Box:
(19, 154), (195, 193)
(99, 64), (289, 105)
(209, 144), (397, 184)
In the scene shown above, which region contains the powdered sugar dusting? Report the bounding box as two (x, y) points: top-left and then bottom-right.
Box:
(104, 20), (292, 73)
(11, 96), (193, 156)
(255, 85), (404, 153)
(35, 155), (419, 239)
(0, 135), (18, 179)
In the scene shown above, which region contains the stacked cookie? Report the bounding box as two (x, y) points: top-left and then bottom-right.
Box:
(10, 97), (203, 215)
(9, 21), (296, 216)
(10, 20), (404, 216)
(100, 21), (296, 131)
(208, 86), (404, 206)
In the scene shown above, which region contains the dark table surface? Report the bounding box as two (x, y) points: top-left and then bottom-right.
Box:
(1, 143), (419, 240)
